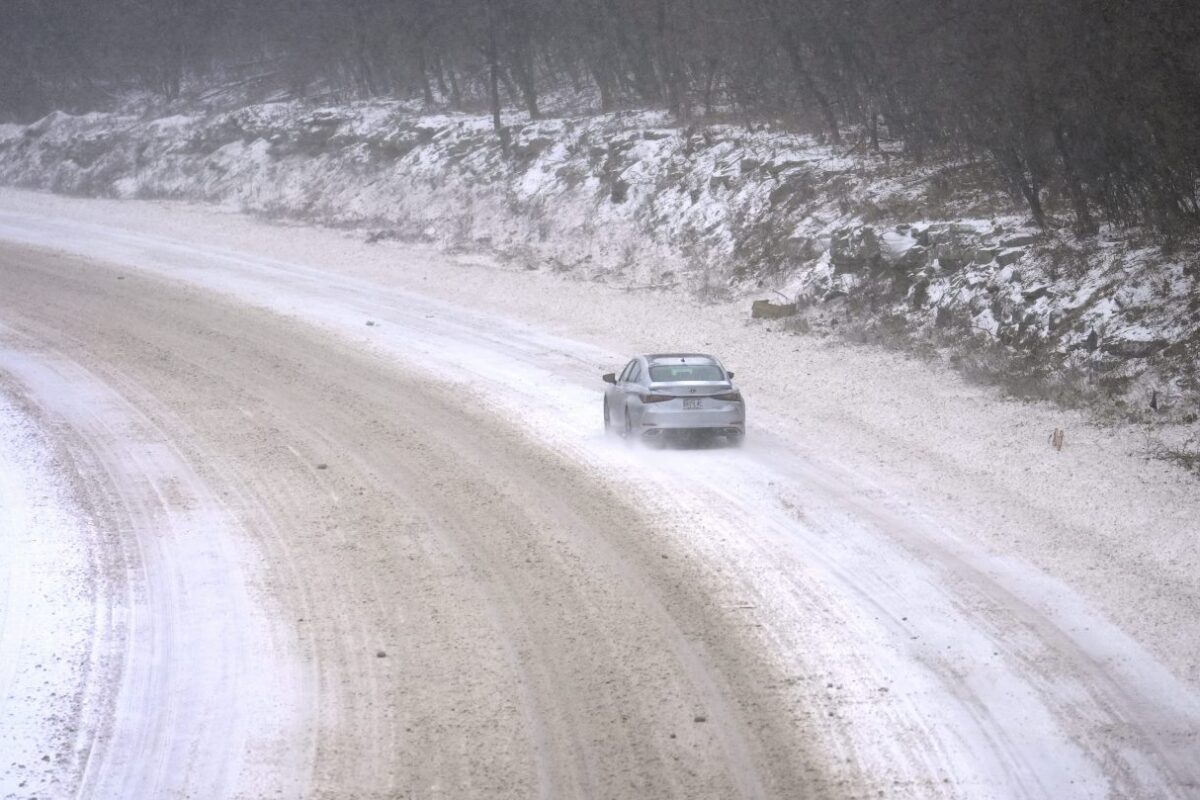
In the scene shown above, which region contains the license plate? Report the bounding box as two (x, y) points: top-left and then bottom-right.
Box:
(683, 398), (703, 409)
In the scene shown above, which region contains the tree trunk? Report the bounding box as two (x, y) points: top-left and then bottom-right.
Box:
(998, 146), (1047, 229)
(489, 60), (503, 134)
(1052, 123), (1098, 235)
(758, 0), (841, 144)
(355, 49), (378, 95)
(588, 57), (616, 111)
(603, 0), (659, 102)
(433, 52), (449, 98)
(162, 42), (183, 99)
(447, 65), (462, 109)
(510, 46), (540, 118)
(654, 0), (687, 121)
(506, 0), (540, 119)
(484, 0), (503, 135)
(789, 44), (840, 144)
(500, 67), (520, 107)
(416, 45), (434, 106)
(703, 68), (717, 117)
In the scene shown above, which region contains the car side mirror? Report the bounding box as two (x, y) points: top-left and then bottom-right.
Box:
(602, 372), (617, 384)
(726, 371), (735, 380)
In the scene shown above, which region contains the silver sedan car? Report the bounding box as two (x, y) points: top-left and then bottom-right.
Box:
(602, 353), (745, 446)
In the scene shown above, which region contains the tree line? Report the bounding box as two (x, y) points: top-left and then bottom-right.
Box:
(3, 0), (1199, 234)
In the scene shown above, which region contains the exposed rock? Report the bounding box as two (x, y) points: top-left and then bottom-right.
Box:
(784, 237), (818, 261)
(709, 175), (733, 191)
(24, 110), (71, 138)
(1102, 338), (1168, 358)
(933, 242), (974, 271)
(511, 136), (554, 164)
(1023, 285), (1053, 303)
(765, 160), (808, 179)
(767, 172), (814, 208)
(924, 223), (971, 244)
(739, 158), (761, 174)
(412, 125), (439, 142)
(443, 137), (481, 162)
(973, 248), (999, 264)
(831, 226), (882, 273)
(1163, 341), (1189, 358)
(996, 248), (1026, 267)
(894, 244), (929, 272)
(365, 229), (398, 244)
(1001, 234), (1039, 248)
(909, 277), (930, 308)
(923, 225), (977, 271)
(610, 178), (629, 204)
(375, 132), (424, 158)
(751, 299), (797, 319)
(292, 112), (345, 152)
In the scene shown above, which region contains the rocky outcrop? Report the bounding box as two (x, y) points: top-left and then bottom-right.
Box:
(830, 227), (882, 273)
(819, 222), (1032, 280)
(751, 299), (798, 319)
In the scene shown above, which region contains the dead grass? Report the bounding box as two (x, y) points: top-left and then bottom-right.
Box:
(1151, 443), (1200, 475)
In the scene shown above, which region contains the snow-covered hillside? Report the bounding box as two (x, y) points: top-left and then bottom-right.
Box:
(1, 101), (1197, 428)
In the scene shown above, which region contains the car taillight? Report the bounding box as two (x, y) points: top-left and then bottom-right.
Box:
(639, 393), (674, 403)
(712, 391), (743, 402)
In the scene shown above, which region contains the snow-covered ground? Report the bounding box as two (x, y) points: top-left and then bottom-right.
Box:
(1, 188), (1198, 797)
(0, 311), (310, 798)
(1, 102), (1196, 423)
(0, 389), (97, 798)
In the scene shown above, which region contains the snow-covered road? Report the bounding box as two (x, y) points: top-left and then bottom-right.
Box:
(1, 189), (1197, 799)
(0, 324), (310, 798)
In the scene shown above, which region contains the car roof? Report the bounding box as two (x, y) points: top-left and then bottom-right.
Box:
(643, 353), (719, 365)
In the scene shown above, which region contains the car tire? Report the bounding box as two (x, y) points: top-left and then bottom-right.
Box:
(727, 431), (744, 448)
(623, 411), (634, 441)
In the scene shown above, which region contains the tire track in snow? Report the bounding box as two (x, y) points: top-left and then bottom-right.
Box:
(0, 324), (309, 799)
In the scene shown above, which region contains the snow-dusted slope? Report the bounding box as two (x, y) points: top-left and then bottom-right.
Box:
(0, 102), (1196, 422)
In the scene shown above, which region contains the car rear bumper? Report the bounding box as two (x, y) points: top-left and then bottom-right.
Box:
(640, 426), (743, 442)
(639, 405), (745, 434)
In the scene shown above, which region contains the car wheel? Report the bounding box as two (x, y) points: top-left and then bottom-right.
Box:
(623, 411), (634, 441)
(727, 431), (744, 448)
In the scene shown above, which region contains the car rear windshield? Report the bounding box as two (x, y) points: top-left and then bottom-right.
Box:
(649, 365), (725, 382)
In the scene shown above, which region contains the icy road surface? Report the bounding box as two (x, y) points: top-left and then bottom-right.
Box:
(1, 189), (1198, 799)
